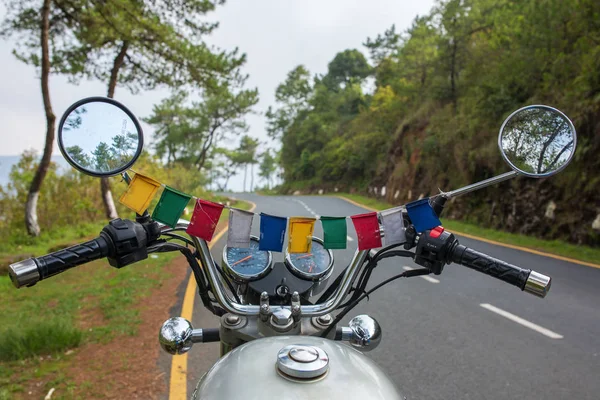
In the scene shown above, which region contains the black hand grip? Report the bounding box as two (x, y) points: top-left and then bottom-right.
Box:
(35, 236), (111, 280)
(451, 244), (531, 290)
(9, 236), (111, 288)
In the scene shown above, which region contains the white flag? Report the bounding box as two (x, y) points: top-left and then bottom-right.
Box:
(227, 208), (254, 248)
(380, 207), (406, 246)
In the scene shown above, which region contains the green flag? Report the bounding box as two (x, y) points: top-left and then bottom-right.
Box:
(320, 216), (347, 249)
(152, 186), (192, 228)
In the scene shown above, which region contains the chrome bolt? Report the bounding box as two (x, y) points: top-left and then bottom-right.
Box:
(291, 291), (300, 302)
(272, 308), (292, 326)
(291, 304), (301, 315)
(317, 314), (332, 325)
(225, 315), (240, 325)
(260, 291), (269, 301)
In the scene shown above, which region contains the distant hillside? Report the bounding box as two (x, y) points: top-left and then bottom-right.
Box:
(0, 155), (71, 187)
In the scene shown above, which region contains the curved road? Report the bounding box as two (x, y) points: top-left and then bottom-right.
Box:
(160, 194), (600, 399)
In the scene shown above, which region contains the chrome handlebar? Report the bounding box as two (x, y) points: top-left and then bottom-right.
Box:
(164, 220), (370, 317)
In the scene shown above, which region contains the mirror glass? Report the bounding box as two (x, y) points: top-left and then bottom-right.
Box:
(499, 105), (576, 177)
(59, 99), (143, 176)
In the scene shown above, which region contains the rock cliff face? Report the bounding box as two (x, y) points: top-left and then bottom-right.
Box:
(376, 114), (600, 246)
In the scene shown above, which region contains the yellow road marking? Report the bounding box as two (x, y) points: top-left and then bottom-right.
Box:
(169, 201), (256, 400)
(334, 195), (600, 269)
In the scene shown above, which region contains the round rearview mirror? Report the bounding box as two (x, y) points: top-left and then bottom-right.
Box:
(58, 97), (143, 177)
(499, 105), (576, 178)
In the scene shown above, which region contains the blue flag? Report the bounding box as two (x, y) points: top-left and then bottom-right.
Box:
(405, 198), (441, 233)
(259, 213), (287, 252)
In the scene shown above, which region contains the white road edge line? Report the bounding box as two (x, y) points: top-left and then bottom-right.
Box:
(402, 266), (440, 283)
(480, 303), (564, 339)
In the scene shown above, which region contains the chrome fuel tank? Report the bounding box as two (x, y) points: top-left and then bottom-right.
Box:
(192, 336), (404, 400)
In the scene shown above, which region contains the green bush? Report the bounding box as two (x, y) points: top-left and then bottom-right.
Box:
(0, 319), (82, 361)
(0, 150), (211, 255)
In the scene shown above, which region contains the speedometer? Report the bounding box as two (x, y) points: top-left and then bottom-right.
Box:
(285, 237), (334, 281)
(222, 236), (273, 282)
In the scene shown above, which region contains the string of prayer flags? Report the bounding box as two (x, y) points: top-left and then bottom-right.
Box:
(405, 198), (441, 233)
(320, 216), (347, 249)
(186, 199), (224, 241)
(119, 172), (161, 214)
(227, 208), (254, 248)
(380, 208), (406, 246)
(259, 213), (287, 252)
(351, 212), (382, 251)
(288, 217), (316, 253)
(152, 186), (192, 228)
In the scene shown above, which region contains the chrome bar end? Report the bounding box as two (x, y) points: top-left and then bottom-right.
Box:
(524, 271), (551, 298)
(8, 259), (40, 288)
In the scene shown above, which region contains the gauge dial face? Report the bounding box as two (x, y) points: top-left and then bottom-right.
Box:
(225, 239), (272, 281)
(286, 239), (333, 280)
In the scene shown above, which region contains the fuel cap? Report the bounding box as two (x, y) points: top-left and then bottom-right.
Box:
(276, 345), (329, 379)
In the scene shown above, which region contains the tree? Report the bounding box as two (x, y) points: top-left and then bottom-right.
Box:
(54, 0), (246, 219)
(234, 135), (260, 192)
(266, 65), (312, 141)
(65, 145), (91, 168)
(208, 147), (241, 191)
(1, 0), (68, 236)
(364, 24), (400, 64)
(322, 49), (372, 89)
(1, 0), (244, 231)
(259, 150), (277, 189)
(146, 77), (258, 172)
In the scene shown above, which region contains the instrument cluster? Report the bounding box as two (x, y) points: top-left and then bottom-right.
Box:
(222, 236), (334, 291)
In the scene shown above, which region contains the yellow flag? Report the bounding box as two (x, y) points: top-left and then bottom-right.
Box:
(119, 173), (161, 214)
(288, 217), (316, 253)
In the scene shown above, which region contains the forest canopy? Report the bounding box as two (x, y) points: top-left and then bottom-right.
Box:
(268, 0), (600, 245)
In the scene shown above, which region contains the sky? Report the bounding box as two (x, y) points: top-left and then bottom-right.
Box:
(0, 0), (436, 191)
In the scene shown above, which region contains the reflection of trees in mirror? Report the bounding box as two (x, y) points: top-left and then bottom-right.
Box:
(66, 145), (91, 168)
(86, 132), (138, 173)
(91, 142), (114, 172)
(501, 108), (574, 175)
(63, 106), (88, 132)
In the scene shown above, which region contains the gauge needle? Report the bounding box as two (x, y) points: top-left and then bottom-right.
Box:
(232, 255), (252, 266)
(297, 254), (313, 259)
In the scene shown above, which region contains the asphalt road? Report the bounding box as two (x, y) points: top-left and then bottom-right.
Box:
(168, 194), (600, 399)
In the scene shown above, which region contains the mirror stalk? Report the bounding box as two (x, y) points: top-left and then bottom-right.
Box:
(443, 170), (518, 199)
(121, 171), (132, 184)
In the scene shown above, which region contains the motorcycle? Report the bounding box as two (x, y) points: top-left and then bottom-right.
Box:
(8, 97), (577, 399)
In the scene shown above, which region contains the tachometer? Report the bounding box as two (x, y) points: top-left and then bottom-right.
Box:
(285, 237), (334, 281)
(222, 237), (273, 282)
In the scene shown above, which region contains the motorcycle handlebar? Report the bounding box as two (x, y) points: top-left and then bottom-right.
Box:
(8, 218), (154, 289)
(450, 244), (551, 298)
(8, 236), (111, 288)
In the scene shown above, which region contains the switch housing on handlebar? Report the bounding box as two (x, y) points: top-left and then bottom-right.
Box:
(103, 218), (153, 268)
(414, 227), (457, 275)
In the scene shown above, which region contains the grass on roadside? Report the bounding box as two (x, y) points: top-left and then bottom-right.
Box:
(0, 197), (251, 397)
(335, 193), (600, 265)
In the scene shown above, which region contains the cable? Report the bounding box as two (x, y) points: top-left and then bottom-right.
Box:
(316, 243), (409, 305)
(148, 241), (218, 315)
(321, 267), (430, 338)
(161, 232), (196, 247)
(214, 261), (242, 304)
(340, 247), (415, 309)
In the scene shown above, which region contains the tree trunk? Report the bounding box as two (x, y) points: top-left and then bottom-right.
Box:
(243, 164), (248, 192)
(100, 41), (129, 220)
(250, 163), (254, 192)
(25, 0), (56, 237)
(450, 39), (457, 112)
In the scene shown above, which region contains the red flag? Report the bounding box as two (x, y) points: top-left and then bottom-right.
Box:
(351, 212), (382, 250)
(186, 199), (224, 241)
